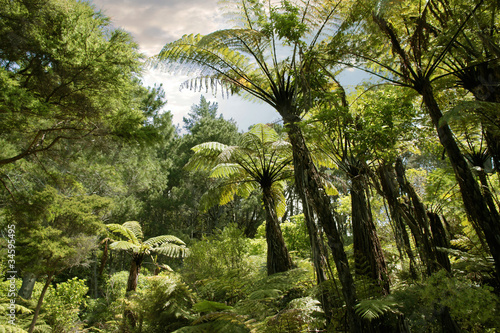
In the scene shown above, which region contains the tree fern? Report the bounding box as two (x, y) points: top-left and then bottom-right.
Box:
(172, 312), (252, 333)
(354, 296), (401, 321)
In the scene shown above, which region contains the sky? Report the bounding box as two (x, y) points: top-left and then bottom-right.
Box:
(91, 0), (365, 131)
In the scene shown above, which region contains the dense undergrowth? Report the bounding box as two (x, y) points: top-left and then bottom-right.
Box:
(2, 222), (499, 332)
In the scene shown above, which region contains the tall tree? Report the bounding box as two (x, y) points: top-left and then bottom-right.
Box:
(154, 1), (362, 329)
(5, 185), (110, 333)
(333, 0), (500, 279)
(0, 0), (147, 167)
(186, 123), (296, 275)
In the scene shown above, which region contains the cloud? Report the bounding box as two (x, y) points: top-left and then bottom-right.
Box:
(93, 0), (222, 56)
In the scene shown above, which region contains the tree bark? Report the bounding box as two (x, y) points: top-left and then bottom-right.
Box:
(302, 199), (334, 322)
(28, 272), (54, 333)
(126, 253), (144, 293)
(262, 186), (295, 275)
(427, 212), (451, 272)
(18, 272), (37, 300)
(377, 163), (418, 279)
(396, 157), (439, 276)
(420, 81), (500, 279)
(286, 122), (362, 333)
(350, 166), (390, 295)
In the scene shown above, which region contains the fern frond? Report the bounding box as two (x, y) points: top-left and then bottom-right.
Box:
(0, 302), (33, 314)
(106, 222), (140, 244)
(270, 181), (287, 218)
(210, 163), (246, 179)
(144, 235), (186, 247)
(0, 324), (29, 333)
(193, 300), (233, 313)
(248, 289), (282, 300)
(109, 240), (140, 253)
(354, 297), (401, 321)
(321, 177), (339, 196)
(154, 243), (189, 258)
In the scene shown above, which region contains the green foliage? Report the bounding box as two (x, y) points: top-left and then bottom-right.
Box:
(0, 0), (147, 166)
(107, 221), (189, 258)
(173, 312), (252, 333)
(264, 297), (325, 333)
(182, 224), (252, 303)
(43, 278), (89, 333)
(279, 215), (310, 258)
(192, 300), (233, 314)
(392, 270), (500, 332)
(136, 274), (197, 333)
(6, 185), (108, 276)
(354, 296), (401, 321)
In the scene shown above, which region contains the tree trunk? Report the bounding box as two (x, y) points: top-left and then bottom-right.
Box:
(123, 253), (144, 331)
(420, 81), (500, 279)
(262, 186), (295, 275)
(286, 122), (362, 333)
(395, 157), (439, 276)
(127, 254), (143, 293)
(18, 272), (36, 300)
(377, 163), (418, 279)
(302, 199), (334, 322)
(350, 166), (390, 295)
(427, 212), (452, 272)
(28, 272), (54, 333)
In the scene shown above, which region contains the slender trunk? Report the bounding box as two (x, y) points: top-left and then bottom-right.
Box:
(126, 254), (143, 293)
(420, 81), (500, 278)
(99, 239), (108, 276)
(28, 272), (54, 333)
(427, 212), (452, 272)
(18, 272), (36, 300)
(377, 163), (418, 279)
(477, 170), (500, 222)
(396, 158), (439, 275)
(286, 122), (362, 333)
(262, 186), (295, 275)
(302, 199), (334, 322)
(350, 167), (390, 295)
(124, 254), (144, 331)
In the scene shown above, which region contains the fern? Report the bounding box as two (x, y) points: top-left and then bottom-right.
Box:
(173, 312), (252, 333)
(193, 300), (233, 313)
(354, 296), (401, 321)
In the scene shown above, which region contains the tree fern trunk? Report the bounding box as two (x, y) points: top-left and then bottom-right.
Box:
(427, 212), (451, 272)
(420, 81), (500, 279)
(350, 167), (390, 295)
(286, 122), (362, 333)
(302, 200), (334, 322)
(396, 157), (439, 276)
(377, 163), (418, 279)
(262, 186), (295, 275)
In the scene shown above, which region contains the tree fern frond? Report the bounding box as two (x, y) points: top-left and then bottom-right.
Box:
(144, 235), (187, 247)
(210, 163), (246, 179)
(321, 177), (339, 196)
(192, 142), (229, 154)
(247, 123), (280, 144)
(109, 240), (141, 252)
(32, 324), (52, 333)
(0, 324), (29, 333)
(354, 297), (401, 321)
(270, 181), (287, 218)
(0, 302), (33, 314)
(122, 221), (143, 240)
(236, 181), (258, 199)
(154, 243), (189, 258)
(106, 222), (140, 244)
